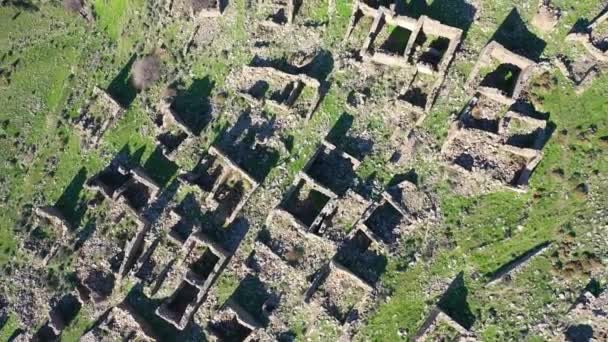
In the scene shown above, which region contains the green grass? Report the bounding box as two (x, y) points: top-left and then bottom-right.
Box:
(0, 5), (91, 266)
(60, 306), (95, 342)
(94, 0), (131, 40)
(361, 54), (608, 341)
(215, 270), (240, 305)
(0, 1), (160, 335)
(0, 314), (20, 341)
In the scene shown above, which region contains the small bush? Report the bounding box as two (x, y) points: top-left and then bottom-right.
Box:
(63, 0), (83, 13)
(131, 54), (162, 90)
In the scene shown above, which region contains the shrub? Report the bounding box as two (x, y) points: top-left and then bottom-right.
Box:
(131, 55), (162, 90)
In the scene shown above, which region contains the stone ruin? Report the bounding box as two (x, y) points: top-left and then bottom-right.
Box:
(209, 222), (378, 340)
(240, 140), (436, 336)
(81, 141), (264, 333)
(165, 208), (197, 244)
(255, 0), (298, 26)
(563, 287), (608, 341)
(180, 146), (259, 228)
(442, 109), (548, 190)
(306, 257), (374, 325)
(486, 241), (552, 286)
(73, 162), (161, 304)
(74, 87), (124, 150)
(360, 8), (461, 74)
(208, 270), (277, 341)
(531, 0), (561, 33)
(32, 293), (82, 341)
(413, 273), (478, 341)
(442, 41), (551, 191)
(263, 206), (378, 328)
(355, 179), (433, 246)
(300, 139), (360, 198)
(211, 120), (437, 337)
(567, 8), (608, 64)
(6, 3), (604, 342)
(261, 210), (336, 276)
(344, 0), (393, 41)
(167, 0), (226, 19)
(131, 209), (188, 296)
(413, 306), (477, 342)
(155, 231), (230, 329)
(154, 95), (195, 160)
(34, 206), (71, 234)
(87, 161), (160, 217)
(19, 81), (432, 341)
(329, 216), (386, 287)
(232, 65), (322, 120)
(190, 136), (375, 336)
(210, 246), (309, 341)
(466, 41), (536, 106)
(81, 303), (158, 341)
(75, 212), (150, 304)
(208, 300), (261, 341)
(559, 6), (608, 93)
(125, 196), (250, 332)
(23, 206), (71, 265)
(311, 189), (371, 244)
(276, 140), (360, 233)
(354, 5), (462, 113)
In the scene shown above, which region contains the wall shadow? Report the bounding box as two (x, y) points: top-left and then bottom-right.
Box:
(334, 230), (388, 285)
(584, 278), (603, 298)
(489, 8), (546, 62)
(73, 220), (96, 251)
(222, 273), (272, 326)
(565, 324), (594, 342)
(437, 271), (475, 330)
(485, 241), (551, 282)
(144, 179), (181, 225)
(388, 169), (419, 187)
(54, 167), (88, 230)
(176, 193), (205, 223)
(250, 50), (335, 118)
(122, 284), (207, 340)
(298, 49), (334, 116)
(213, 111), (280, 183)
(399, 0), (477, 39)
(3, 0), (39, 12)
(107, 54), (138, 108)
(0, 295), (7, 331)
(143, 146), (179, 188)
(200, 216), (251, 254)
(298, 49), (334, 83)
(114, 143), (147, 167)
(169, 76), (215, 136)
(326, 112), (374, 161)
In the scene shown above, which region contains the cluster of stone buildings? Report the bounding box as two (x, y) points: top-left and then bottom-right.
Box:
(9, 0), (608, 341)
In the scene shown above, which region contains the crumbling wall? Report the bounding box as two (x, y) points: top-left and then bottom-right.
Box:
(358, 7), (462, 113)
(232, 65), (322, 120)
(155, 231), (230, 329)
(467, 41), (535, 105)
(486, 241), (552, 286)
(567, 8), (608, 63)
(74, 87), (124, 149)
(81, 304), (158, 341)
(442, 41), (550, 192)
